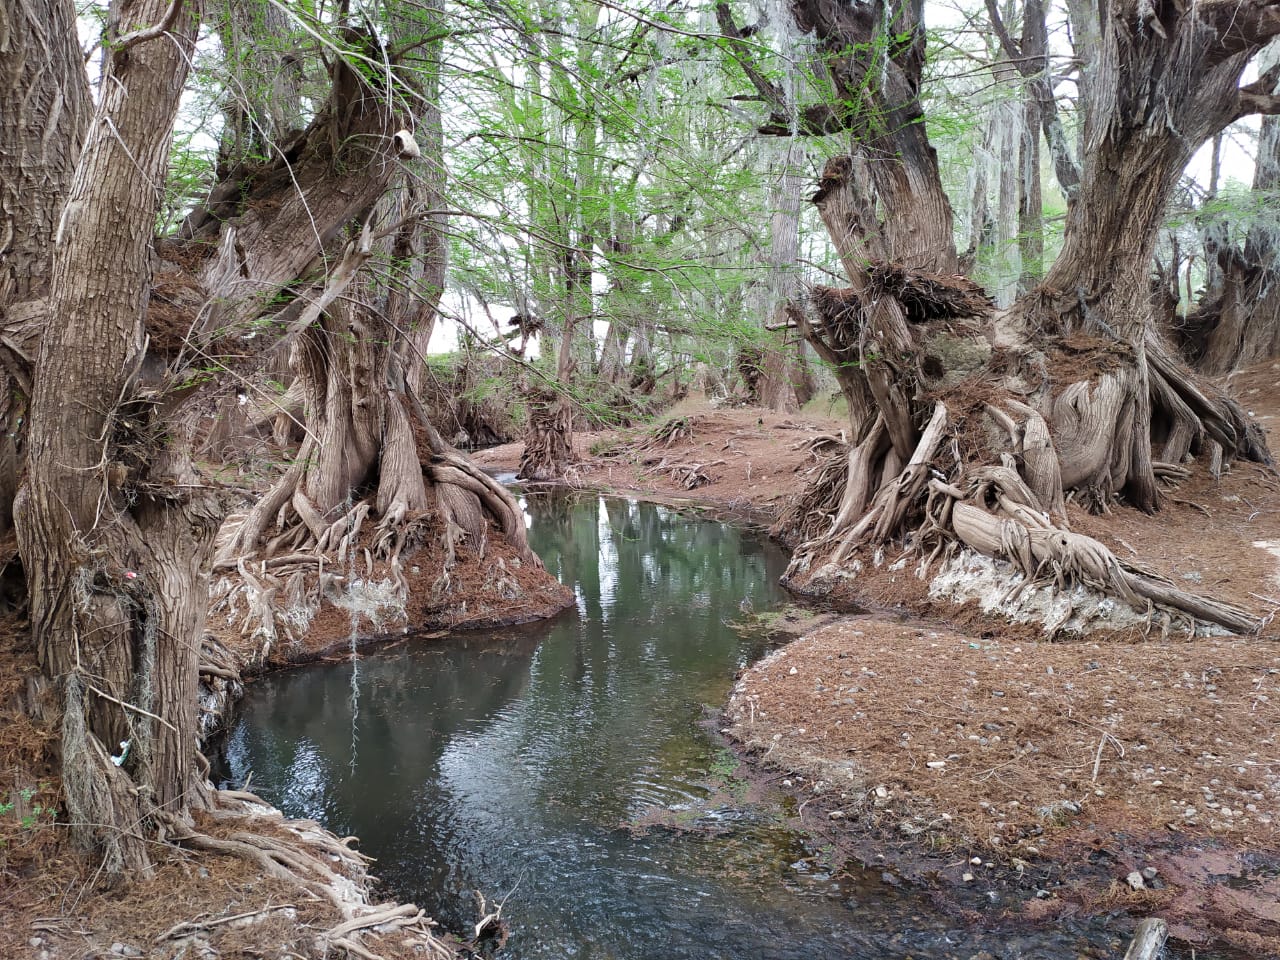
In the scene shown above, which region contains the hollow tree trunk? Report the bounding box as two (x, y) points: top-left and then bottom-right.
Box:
(520, 288), (578, 481)
(14, 0), (209, 877)
(518, 203), (590, 481)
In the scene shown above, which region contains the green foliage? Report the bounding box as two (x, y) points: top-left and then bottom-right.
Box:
(0, 783), (56, 842)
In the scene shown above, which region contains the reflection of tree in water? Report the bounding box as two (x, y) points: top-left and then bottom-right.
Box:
(215, 495), (798, 953)
(216, 632), (538, 836)
(505, 495), (788, 820)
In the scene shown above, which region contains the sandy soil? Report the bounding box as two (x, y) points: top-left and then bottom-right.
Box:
(475, 363), (1280, 953)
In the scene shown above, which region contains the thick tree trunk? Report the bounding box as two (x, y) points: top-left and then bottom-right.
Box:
(15, 0), (208, 876)
(1184, 48), (1280, 374)
(777, 0), (1275, 636)
(0, 0), (92, 535)
(389, 0), (448, 400)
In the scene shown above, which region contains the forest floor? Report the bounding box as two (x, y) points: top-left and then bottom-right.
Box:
(4, 366), (1277, 960)
(474, 361), (1280, 956)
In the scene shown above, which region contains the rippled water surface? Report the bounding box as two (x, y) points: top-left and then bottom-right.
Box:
(214, 492), (1126, 959)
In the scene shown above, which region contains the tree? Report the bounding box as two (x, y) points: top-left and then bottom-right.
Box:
(11, 0), (204, 875)
(1179, 48), (1280, 374)
(757, 0), (1273, 633)
(0, 0), (550, 878)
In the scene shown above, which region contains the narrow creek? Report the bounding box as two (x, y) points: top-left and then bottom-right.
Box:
(213, 492), (1123, 959)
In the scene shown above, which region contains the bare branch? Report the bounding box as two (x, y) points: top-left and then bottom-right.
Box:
(1236, 62), (1280, 120)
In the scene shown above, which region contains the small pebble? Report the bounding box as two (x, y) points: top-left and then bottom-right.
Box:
(1125, 871), (1145, 891)
(1141, 866), (1159, 880)
(962, 871), (974, 882)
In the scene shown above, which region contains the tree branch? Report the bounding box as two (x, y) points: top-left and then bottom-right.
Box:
(1236, 64), (1280, 120)
(714, 2), (792, 130)
(982, 0), (1022, 63)
(112, 0), (184, 59)
(1203, 0), (1280, 60)
(984, 0), (1080, 199)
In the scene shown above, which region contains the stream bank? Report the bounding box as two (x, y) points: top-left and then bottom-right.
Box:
(473, 376), (1280, 957)
(208, 492), (1133, 959)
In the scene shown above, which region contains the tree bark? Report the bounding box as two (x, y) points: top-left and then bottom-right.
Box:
(775, 0), (1274, 636)
(0, 0), (92, 534)
(15, 0), (207, 876)
(756, 142), (810, 411)
(212, 0), (303, 176)
(1183, 46), (1280, 374)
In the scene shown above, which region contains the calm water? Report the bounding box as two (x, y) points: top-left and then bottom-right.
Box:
(213, 493), (1123, 959)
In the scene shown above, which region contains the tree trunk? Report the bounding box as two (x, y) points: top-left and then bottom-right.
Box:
(389, 0), (448, 400)
(756, 142), (809, 411)
(0, 0), (92, 534)
(1183, 47), (1280, 374)
(15, 0), (207, 877)
(212, 0), (303, 176)
(776, 0), (1274, 636)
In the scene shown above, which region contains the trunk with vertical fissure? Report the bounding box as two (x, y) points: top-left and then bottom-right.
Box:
(13, 0), (208, 876)
(774, 0), (1274, 636)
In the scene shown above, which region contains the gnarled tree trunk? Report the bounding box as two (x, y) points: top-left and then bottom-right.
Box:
(1181, 46), (1280, 374)
(775, 0), (1274, 636)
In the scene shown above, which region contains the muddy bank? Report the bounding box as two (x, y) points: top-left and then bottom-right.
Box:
(3, 516), (574, 960)
(198, 531), (574, 740)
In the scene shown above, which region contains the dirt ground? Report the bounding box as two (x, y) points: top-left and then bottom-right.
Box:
(5, 362), (1278, 959)
(475, 362), (1280, 954)
(472, 399), (850, 528)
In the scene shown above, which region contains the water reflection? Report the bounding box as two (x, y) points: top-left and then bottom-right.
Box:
(214, 493), (1119, 959)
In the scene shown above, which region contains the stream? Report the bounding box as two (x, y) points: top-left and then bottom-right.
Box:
(213, 492), (1130, 959)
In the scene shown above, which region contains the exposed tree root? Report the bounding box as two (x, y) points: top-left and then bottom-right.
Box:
(780, 262), (1270, 636)
(638, 455), (725, 490)
(207, 373), (540, 656)
(155, 788), (454, 960)
(519, 390), (576, 481)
